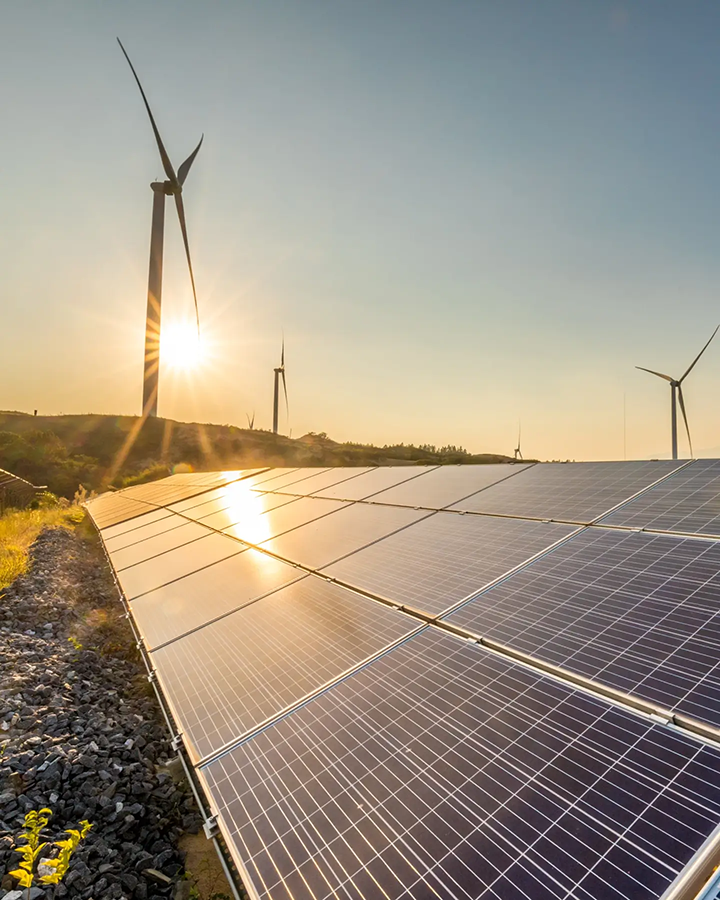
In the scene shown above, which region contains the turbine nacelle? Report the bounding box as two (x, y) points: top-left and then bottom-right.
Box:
(636, 324), (719, 459)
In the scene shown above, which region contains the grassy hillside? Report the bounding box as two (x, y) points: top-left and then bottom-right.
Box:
(0, 411), (516, 498)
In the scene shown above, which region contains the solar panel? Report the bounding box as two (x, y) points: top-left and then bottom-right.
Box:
(258, 503), (430, 569)
(309, 466), (436, 501)
(448, 460), (683, 522)
(151, 577), (421, 761)
(242, 468), (300, 488)
(222, 497), (350, 545)
(103, 511), (189, 550)
(98, 507), (175, 541)
(368, 463), (529, 510)
(117, 532), (244, 600)
(251, 468), (336, 491)
(323, 513), (577, 616)
(111, 520), (213, 570)
(131, 548), (302, 650)
(445, 527), (720, 728)
(87, 495), (159, 529)
(257, 467), (373, 496)
(199, 628), (720, 900)
(601, 459), (720, 536)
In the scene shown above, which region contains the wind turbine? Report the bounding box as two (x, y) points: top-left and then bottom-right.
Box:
(636, 324), (719, 459)
(513, 423), (523, 461)
(118, 38), (203, 418)
(272, 337), (289, 435)
(245, 412), (255, 430)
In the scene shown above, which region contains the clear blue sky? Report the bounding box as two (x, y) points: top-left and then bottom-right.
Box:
(2, 1), (719, 460)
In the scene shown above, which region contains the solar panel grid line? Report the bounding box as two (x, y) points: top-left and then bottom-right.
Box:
(200, 630), (720, 900)
(186, 621), (429, 768)
(320, 510), (583, 621)
(444, 527), (720, 740)
(587, 458), (697, 525)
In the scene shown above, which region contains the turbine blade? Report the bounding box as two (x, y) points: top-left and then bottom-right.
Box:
(635, 366), (674, 382)
(281, 334), (285, 367)
(117, 38), (178, 185)
(677, 385), (693, 457)
(281, 369), (289, 416)
(173, 192), (200, 334)
(177, 135), (204, 186)
(679, 324), (720, 382)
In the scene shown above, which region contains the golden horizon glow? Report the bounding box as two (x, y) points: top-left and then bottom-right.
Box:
(161, 321), (204, 370)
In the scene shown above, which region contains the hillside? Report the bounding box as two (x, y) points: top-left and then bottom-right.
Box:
(0, 411), (517, 498)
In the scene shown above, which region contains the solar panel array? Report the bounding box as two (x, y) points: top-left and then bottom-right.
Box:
(86, 460), (720, 900)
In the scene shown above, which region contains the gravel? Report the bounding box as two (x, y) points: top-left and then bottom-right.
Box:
(0, 526), (203, 899)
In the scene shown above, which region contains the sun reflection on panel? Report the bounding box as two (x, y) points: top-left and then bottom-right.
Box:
(220, 478), (272, 546)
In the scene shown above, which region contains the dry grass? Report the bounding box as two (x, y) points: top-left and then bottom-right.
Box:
(0, 506), (85, 593)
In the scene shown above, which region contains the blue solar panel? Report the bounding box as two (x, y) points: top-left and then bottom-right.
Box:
(200, 629), (720, 900)
(601, 459), (720, 536)
(446, 527), (720, 729)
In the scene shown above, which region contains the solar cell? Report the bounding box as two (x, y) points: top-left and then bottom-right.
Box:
(309, 466), (436, 501)
(446, 527), (720, 728)
(449, 460), (683, 522)
(601, 459), (720, 536)
(111, 521), (213, 570)
(222, 497), (350, 545)
(152, 577), (421, 761)
(131, 549), (301, 649)
(368, 463), (529, 510)
(117, 532), (244, 600)
(323, 513), (577, 616)
(199, 628), (720, 900)
(258, 503), (430, 569)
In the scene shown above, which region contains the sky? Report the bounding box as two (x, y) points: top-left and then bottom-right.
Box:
(2, 1), (720, 461)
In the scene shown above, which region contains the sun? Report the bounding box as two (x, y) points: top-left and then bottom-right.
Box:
(161, 321), (203, 369)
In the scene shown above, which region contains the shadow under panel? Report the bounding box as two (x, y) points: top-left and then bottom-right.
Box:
(323, 513), (577, 616)
(199, 628), (720, 900)
(445, 527), (720, 728)
(152, 577), (420, 761)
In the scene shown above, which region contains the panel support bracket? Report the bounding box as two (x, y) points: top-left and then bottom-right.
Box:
(203, 815), (219, 839)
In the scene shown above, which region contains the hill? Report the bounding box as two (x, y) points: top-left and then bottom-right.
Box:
(0, 411), (517, 498)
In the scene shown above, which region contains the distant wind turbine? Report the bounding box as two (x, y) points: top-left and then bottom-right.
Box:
(513, 423), (523, 461)
(118, 38), (203, 418)
(272, 337), (289, 435)
(636, 324), (719, 459)
(245, 412), (255, 430)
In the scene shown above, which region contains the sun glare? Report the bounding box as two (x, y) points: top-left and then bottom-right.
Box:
(162, 322), (203, 369)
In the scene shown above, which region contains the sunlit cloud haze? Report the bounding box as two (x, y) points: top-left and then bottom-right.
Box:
(2, 1), (720, 460)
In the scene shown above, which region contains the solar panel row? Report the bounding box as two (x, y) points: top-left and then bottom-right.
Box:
(84, 460), (720, 900)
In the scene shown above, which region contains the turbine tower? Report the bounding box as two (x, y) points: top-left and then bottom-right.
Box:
(118, 38), (203, 418)
(272, 338), (289, 435)
(636, 324), (719, 460)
